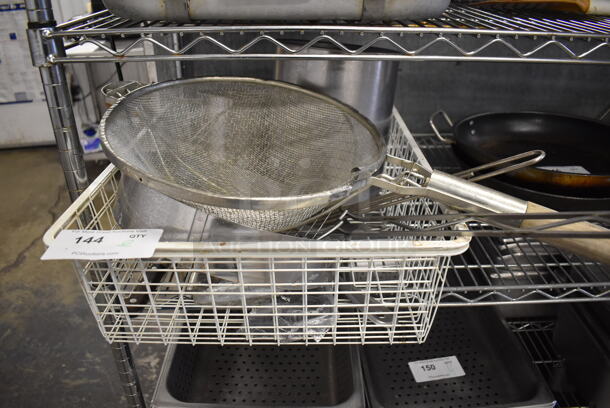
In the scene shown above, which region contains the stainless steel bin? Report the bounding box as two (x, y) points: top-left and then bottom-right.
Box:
(152, 345), (365, 408)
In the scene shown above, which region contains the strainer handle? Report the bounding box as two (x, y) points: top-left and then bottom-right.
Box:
(368, 155), (431, 196)
(368, 155), (528, 215)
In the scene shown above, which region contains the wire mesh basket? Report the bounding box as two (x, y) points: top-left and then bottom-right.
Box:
(43, 109), (470, 345)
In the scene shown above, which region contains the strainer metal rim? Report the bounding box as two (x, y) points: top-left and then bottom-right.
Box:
(99, 77), (386, 211)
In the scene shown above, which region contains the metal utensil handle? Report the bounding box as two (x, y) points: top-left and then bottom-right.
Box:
(371, 157), (610, 264)
(521, 202), (610, 266)
(453, 149), (546, 182)
(370, 155), (529, 215)
(429, 110), (455, 144)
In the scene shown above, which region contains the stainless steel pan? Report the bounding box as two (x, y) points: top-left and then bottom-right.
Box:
(275, 43), (399, 142)
(102, 0), (451, 22)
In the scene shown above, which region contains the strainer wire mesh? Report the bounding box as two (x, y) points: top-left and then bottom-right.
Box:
(100, 78), (384, 230)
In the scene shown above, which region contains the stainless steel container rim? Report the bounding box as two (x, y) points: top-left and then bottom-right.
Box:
(99, 76), (386, 211)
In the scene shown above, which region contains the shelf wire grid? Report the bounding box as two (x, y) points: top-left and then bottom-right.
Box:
(414, 133), (610, 305)
(509, 320), (585, 407)
(45, 5), (610, 64)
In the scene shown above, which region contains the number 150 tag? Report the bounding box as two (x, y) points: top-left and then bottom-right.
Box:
(408, 356), (466, 383)
(42, 229), (163, 260)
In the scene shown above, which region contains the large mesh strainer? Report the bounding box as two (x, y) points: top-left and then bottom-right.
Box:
(100, 77), (386, 231)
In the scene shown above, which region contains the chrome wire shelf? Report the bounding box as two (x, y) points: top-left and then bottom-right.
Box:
(414, 134), (610, 305)
(509, 320), (584, 407)
(44, 5), (610, 64)
(443, 233), (610, 305)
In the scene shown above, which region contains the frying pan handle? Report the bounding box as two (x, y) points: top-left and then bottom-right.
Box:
(453, 149), (546, 182)
(429, 110), (455, 144)
(521, 202), (610, 266)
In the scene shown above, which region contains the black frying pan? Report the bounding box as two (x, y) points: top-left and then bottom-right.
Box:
(431, 111), (610, 198)
(481, 176), (610, 211)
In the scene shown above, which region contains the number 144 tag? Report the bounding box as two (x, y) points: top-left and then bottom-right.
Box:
(42, 229), (163, 260)
(408, 356), (466, 383)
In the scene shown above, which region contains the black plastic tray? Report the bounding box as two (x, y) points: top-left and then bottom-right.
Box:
(152, 344), (365, 408)
(361, 308), (555, 408)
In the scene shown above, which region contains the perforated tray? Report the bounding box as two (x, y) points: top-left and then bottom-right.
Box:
(152, 345), (365, 408)
(361, 309), (555, 408)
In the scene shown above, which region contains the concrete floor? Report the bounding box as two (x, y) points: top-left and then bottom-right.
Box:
(0, 147), (162, 408)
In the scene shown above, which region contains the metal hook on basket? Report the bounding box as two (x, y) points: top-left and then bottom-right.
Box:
(453, 149), (546, 182)
(429, 110), (455, 144)
(101, 80), (146, 103)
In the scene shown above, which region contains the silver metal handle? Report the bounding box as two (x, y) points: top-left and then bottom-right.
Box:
(369, 155), (529, 217)
(429, 110), (455, 144)
(453, 149), (546, 182)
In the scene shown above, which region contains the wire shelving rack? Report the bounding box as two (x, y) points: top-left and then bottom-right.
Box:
(26, 1), (610, 406)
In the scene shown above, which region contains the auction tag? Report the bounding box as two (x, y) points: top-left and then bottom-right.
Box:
(408, 356), (465, 383)
(538, 165), (590, 175)
(41, 229), (163, 260)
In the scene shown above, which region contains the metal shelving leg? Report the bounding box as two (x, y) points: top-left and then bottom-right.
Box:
(26, 0), (88, 200)
(26, 1), (147, 407)
(111, 340), (147, 408)
(39, 64), (88, 200)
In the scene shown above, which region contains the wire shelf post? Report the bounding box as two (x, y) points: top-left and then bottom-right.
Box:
(26, 0), (89, 200)
(26, 2), (146, 407)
